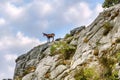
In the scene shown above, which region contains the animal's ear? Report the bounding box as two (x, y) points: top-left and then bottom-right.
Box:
(42, 32), (44, 36)
(42, 32), (46, 36)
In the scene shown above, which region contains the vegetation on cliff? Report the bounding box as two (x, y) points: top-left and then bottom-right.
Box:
(102, 0), (120, 8)
(13, 3), (120, 80)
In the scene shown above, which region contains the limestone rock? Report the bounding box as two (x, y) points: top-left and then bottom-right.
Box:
(13, 4), (120, 80)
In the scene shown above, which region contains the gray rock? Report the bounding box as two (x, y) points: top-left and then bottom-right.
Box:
(13, 4), (120, 80)
(22, 73), (35, 80)
(70, 26), (85, 36)
(35, 55), (59, 79)
(50, 65), (67, 79)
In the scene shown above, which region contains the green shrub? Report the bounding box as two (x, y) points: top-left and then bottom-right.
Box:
(64, 33), (72, 39)
(66, 37), (73, 44)
(116, 52), (120, 62)
(98, 53), (118, 80)
(115, 38), (120, 43)
(74, 68), (85, 80)
(74, 67), (100, 80)
(103, 22), (113, 36)
(102, 69), (119, 80)
(102, 0), (120, 8)
(84, 68), (99, 80)
(14, 76), (22, 80)
(50, 41), (76, 59)
(111, 70), (119, 79)
(99, 55), (116, 67)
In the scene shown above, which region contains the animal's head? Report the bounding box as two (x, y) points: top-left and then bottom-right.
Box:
(42, 33), (46, 36)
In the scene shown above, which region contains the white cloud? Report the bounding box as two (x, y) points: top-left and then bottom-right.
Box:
(79, 2), (92, 18)
(0, 31), (44, 79)
(0, 18), (5, 25)
(26, 0), (53, 18)
(0, 68), (14, 79)
(4, 2), (24, 20)
(16, 32), (40, 45)
(86, 3), (103, 26)
(95, 3), (103, 13)
(0, 32), (43, 51)
(10, 0), (23, 3)
(64, 2), (92, 25)
(8, 65), (15, 72)
(0, 73), (5, 80)
(4, 54), (18, 62)
(41, 3), (53, 16)
(0, 0), (23, 3)
(63, 2), (103, 26)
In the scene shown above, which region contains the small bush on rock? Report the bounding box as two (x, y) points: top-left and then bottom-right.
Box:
(64, 33), (72, 39)
(115, 38), (120, 43)
(103, 22), (113, 36)
(50, 41), (76, 60)
(116, 52), (120, 62)
(74, 67), (100, 80)
(98, 53), (118, 80)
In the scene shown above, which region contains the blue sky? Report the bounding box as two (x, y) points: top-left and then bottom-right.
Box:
(0, 0), (104, 79)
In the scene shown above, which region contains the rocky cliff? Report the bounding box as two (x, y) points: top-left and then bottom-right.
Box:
(14, 4), (120, 80)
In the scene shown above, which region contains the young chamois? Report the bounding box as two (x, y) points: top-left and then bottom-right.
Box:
(43, 33), (55, 42)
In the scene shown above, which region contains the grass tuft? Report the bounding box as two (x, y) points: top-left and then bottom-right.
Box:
(50, 41), (76, 60)
(103, 22), (113, 36)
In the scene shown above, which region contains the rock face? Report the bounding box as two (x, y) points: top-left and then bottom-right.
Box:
(14, 4), (120, 80)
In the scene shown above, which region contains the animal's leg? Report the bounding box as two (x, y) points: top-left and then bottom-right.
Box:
(47, 38), (49, 43)
(48, 38), (50, 43)
(52, 37), (54, 42)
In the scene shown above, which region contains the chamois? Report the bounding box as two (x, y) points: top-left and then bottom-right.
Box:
(43, 33), (55, 42)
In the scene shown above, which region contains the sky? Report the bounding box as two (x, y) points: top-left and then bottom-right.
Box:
(0, 0), (104, 79)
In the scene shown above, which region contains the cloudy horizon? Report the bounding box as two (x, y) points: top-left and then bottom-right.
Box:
(0, 0), (103, 79)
